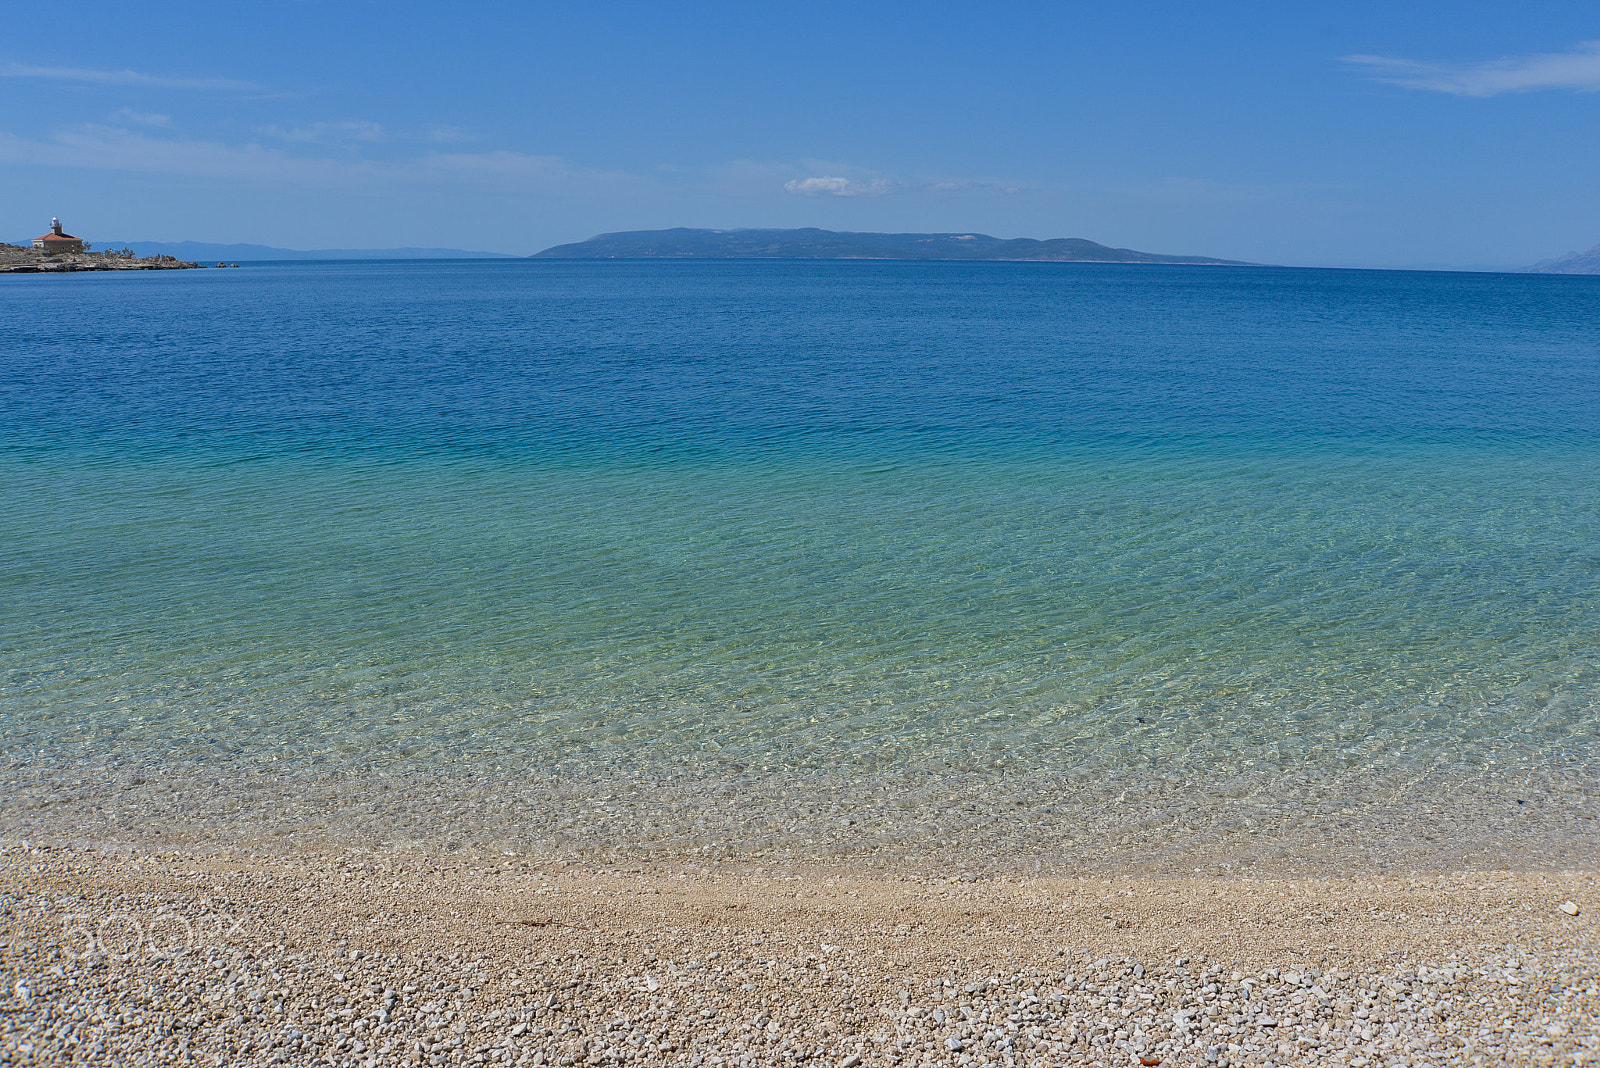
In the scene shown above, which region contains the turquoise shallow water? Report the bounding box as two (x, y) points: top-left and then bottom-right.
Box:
(3, 261), (1598, 867)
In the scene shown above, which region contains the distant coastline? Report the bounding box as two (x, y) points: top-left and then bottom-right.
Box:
(533, 227), (1254, 264)
(91, 241), (521, 263)
(1521, 241), (1600, 275)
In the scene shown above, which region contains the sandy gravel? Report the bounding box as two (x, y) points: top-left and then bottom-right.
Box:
(3, 842), (1597, 1067)
(6, 747), (1596, 878)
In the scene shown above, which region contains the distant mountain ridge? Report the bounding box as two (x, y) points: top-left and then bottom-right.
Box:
(84, 241), (518, 262)
(533, 227), (1251, 264)
(1522, 243), (1600, 275)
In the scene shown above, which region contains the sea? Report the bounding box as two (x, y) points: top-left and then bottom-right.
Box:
(3, 260), (1598, 873)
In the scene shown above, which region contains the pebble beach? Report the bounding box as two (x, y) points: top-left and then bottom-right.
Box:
(3, 842), (1596, 1067)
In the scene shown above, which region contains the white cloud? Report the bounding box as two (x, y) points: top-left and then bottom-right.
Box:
(7, 125), (365, 185)
(256, 121), (387, 144)
(425, 124), (476, 144)
(413, 149), (603, 187)
(784, 175), (899, 197)
(0, 121), (1010, 223)
(925, 179), (1026, 195)
(775, 162), (1029, 199)
(1341, 40), (1600, 97)
(0, 124), (642, 199)
(113, 108), (170, 127)
(0, 63), (260, 92)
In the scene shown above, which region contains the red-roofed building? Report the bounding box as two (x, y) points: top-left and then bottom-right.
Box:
(33, 218), (84, 254)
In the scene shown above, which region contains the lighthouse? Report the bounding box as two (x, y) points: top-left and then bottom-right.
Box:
(33, 218), (85, 254)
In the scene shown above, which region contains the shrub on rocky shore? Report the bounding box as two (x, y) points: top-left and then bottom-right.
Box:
(0, 242), (212, 273)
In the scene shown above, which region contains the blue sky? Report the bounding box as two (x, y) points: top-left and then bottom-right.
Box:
(3, 2), (1599, 266)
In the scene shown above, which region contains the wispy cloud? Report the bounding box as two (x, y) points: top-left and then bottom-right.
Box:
(2, 123), (1019, 216)
(1106, 175), (1339, 207)
(3, 125), (365, 185)
(779, 166), (1027, 199)
(0, 124), (644, 199)
(783, 175), (900, 197)
(925, 178), (1027, 195)
(113, 108), (171, 128)
(1341, 40), (1600, 97)
(425, 124), (476, 144)
(256, 121), (387, 144)
(0, 63), (261, 92)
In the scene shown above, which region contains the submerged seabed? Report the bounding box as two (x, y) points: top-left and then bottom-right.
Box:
(3, 261), (1599, 871)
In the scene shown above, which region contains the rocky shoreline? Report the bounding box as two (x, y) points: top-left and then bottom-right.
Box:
(0, 243), (228, 274)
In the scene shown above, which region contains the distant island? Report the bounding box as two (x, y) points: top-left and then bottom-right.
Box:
(1522, 242), (1600, 275)
(533, 227), (1252, 265)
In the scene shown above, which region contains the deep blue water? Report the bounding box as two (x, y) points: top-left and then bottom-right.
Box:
(3, 261), (1599, 851)
(10, 261), (1600, 459)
